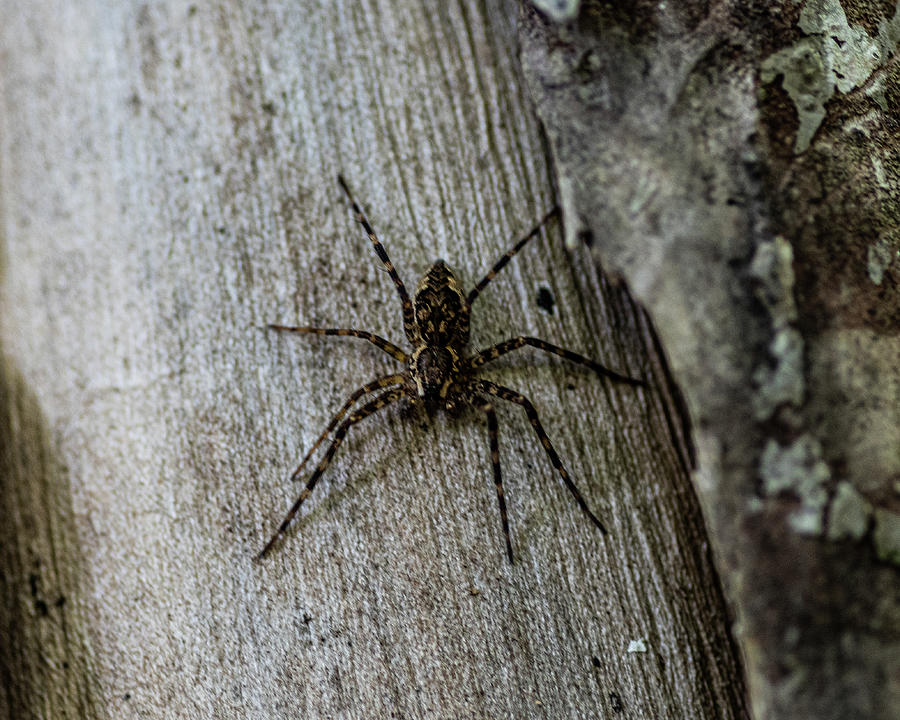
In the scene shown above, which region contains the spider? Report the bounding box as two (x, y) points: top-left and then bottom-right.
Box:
(258, 175), (644, 563)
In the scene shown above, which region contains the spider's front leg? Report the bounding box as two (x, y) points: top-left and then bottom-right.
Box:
(267, 325), (408, 362)
(337, 175), (418, 344)
(467, 207), (558, 305)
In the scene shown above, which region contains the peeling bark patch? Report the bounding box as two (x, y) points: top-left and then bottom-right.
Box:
(827, 481), (872, 541)
(760, 38), (829, 153)
(759, 0), (891, 153)
(873, 509), (900, 563)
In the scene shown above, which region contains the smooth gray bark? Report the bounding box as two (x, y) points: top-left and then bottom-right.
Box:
(2, 1), (745, 718)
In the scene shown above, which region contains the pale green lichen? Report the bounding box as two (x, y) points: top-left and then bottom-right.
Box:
(752, 328), (805, 420)
(760, 436), (831, 534)
(866, 232), (898, 285)
(749, 236), (798, 329)
(749, 237), (804, 420)
(870, 155), (889, 188)
(529, 0), (580, 22)
(827, 481), (872, 541)
(873, 509), (900, 564)
(760, 0), (896, 153)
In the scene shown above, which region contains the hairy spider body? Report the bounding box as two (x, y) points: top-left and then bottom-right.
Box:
(257, 176), (644, 563)
(408, 263), (468, 410)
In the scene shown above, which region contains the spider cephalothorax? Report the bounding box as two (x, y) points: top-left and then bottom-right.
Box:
(258, 175), (644, 563)
(408, 343), (460, 410)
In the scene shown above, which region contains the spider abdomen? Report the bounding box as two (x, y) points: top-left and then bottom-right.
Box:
(413, 261), (470, 348)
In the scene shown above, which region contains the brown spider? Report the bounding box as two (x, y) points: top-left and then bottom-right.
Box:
(258, 175), (644, 563)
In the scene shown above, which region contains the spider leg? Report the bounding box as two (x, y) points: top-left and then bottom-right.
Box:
(470, 379), (608, 536)
(468, 336), (643, 386)
(290, 373), (407, 483)
(470, 395), (513, 564)
(258, 387), (405, 560)
(466, 206), (558, 306)
(267, 325), (408, 363)
(337, 175), (417, 343)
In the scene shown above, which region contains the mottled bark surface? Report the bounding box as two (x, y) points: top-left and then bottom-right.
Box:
(1, 1), (747, 718)
(520, 1), (900, 718)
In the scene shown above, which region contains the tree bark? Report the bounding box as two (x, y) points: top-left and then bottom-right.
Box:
(2, 1), (746, 718)
(520, 1), (900, 719)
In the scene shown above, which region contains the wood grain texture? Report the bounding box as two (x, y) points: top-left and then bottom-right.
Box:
(1, 1), (745, 717)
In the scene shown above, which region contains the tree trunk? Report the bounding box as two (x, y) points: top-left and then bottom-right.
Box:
(520, 1), (900, 719)
(3, 1), (749, 718)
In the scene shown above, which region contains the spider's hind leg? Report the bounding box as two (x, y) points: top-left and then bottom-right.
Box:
(288, 373), (406, 483)
(471, 396), (513, 564)
(257, 387), (405, 559)
(472, 379), (608, 536)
